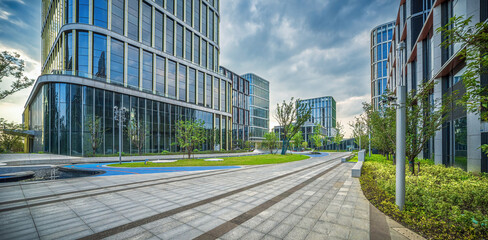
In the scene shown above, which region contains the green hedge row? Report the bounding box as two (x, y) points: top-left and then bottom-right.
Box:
(360, 155), (488, 239)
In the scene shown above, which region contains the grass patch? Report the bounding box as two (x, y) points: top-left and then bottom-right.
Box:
(108, 154), (310, 167)
(360, 154), (488, 239)
(347, 155), (358, 162)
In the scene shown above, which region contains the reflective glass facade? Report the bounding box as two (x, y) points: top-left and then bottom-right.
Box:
(30, 0), (230, 155)
(298, 97), (336, 137)
(370, 21), (394, 110)
(242, 73), (269, 141)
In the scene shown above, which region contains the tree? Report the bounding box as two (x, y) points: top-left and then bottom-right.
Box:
(291, 131), (304, 151)
(311, 124), (324, 151)
(364, 101), (396, 161)
(301, 141), (308, 149)
(405, 81), (452, 174)
(85, 116), (105, 156)
(349, 115), (368, 150)
(0, 118), (24, 153)
(333, 122), (344, 151)
(128, 109), (145, 155)
(437, 16), (488, 156)
(0, 51), (35, 100)
(263, 132), (279, 154)
(175, 119), (207, 159)
(274, 97), (312, 155)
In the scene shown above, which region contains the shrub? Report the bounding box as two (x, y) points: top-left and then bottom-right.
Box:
(360, 154), (488, 239)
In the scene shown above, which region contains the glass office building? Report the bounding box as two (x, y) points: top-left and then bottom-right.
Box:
(242, 73), (269, 142)
(298, 96), (336, 137)
(25, 0), (231, 155)
(370, 21), (394, 110)
(220, 66), (249, 148)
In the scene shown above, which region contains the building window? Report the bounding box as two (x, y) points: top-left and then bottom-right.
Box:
(76, 31), (89, 75)
(66, 0), (73, 23)
(111, 0), (124, 35)
(155, 0), (163, 8)
(93, 0), (107, 28)
(198, 71), (204, 105)
(65, 32), (73, 71)
(202, 40), (207, 68)
(193, 35), (200, 64)
(142, 51), (153, 91)
(206, 74), (212, 108)
(193, 0), (200, 31)
(110, 38), (124, 85)
(220, 79), (225, 111)
(168, 60), (176, 98)
(128, 0), (139, 41)
(142, 3), (152, 46)
(127, 45), (139, 88)
(176, 0), (184, 20)
(202, 3), (207, 36)
(77, 0), (89, 23)
(155, 55), (165, 96)
(213, 77), (219, 110)
(209, 9), (214, 41)
(176, 24), (184, 58)
(166, 17), (174, 55)
(167, 0), (174, 14)
(185, 29), (192, 61)
(155, 10), (164, 51)
(208, 45), (214, 71)
(93, 33), (107, 80)
(185, 0), (192, 26)
(189, 68), (196, 103)
(178, 64), (187, 101)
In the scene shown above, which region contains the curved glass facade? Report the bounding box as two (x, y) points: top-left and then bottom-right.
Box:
(242, 73), (269, 141)
(29, 0), (229, 155)
(298, 97), (336, 137)
(370, 21), (394, 110)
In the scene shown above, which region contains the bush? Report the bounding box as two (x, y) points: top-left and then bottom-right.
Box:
(360, 155), (488, 239)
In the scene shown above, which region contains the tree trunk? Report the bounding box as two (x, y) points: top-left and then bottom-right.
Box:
(281, 139), (289, 155)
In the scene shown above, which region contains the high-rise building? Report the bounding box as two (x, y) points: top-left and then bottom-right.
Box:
(370, 21), (395, 110)
(298, 96), (336, 137)
(219, 66), (250, 148)
(387, 0), (487, 172)
(24, 0), (231, 155)
(242, 73), (269, 142)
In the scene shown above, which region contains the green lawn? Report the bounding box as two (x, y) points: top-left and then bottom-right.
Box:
(107, 154), (310, 167)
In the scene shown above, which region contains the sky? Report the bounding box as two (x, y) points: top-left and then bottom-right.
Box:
(0, 0), (398, 137)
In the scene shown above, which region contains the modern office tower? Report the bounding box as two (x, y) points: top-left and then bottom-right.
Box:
(370, 21), (395, 110)
(219, 66), (250, 148)
(272, 122), (327, 148)
(24, 0), (231, 155)
(298, 96), (336, 137)
(242, 73), (269, 142)
(387, 0), (487, 172)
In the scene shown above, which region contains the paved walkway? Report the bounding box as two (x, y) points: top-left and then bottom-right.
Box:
(0, 152), (423, 239)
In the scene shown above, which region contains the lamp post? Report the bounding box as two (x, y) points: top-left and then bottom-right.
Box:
(114, 106), (127, 165)
(396, 41), (406, 211)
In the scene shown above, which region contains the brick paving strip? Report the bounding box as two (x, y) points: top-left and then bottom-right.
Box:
(0, 165), (268, 212)
(194, 161), (343, 239)
(77, 156), (345, 239)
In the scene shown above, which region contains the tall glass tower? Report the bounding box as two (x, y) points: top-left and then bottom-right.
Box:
(298, 96), (336, 137)
(242, 73), (269, 142)
(25, 0), (231, 155)
(370, 21), (394, 110)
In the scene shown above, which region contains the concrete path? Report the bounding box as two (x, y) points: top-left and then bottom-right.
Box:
(0, 152), (422, 240)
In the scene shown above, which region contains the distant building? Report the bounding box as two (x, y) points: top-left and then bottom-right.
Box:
(298, 96), (336, 137)
(220, 66), (250, 148)
(272, 122), (327, 148)
(370, 21), (395, 110)
(242, 73), (269, 142)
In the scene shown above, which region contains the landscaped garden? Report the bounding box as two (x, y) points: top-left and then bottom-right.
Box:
(107, 154), (310, 167)
(360, 154), (488, 239)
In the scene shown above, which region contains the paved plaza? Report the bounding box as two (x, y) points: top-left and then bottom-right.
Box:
(0, 152), (421, 239)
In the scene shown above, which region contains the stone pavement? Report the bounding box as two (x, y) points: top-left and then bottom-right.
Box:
(0, 152), (423, 240)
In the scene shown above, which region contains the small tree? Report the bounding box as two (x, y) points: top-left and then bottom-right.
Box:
(291, 131), (304, 151)
(85, 116), (105, 156)
(311, 124), (324, 151)
(437, 16), (488, 156)
(274, 97), (312, 155)
(175, 119), (206, 159)
(0, 118), (24, 153)
(364, 101), (396, 161)
(333, 122), (344, 151)
(301, 141), (308, 149)
(263, 132), (279, 154)
(0, 51), (35, 100)
(349, 115), (368, 150)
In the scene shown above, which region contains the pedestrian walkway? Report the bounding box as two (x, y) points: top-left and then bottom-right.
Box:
(0, 152), (423, 239)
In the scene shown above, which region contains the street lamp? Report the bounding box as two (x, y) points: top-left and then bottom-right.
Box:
(396, 41), (406, 211)
(114, 106), (127, 164)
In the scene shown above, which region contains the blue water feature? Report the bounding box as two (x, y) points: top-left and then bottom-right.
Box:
(63, 162), (240, 177)
(303, 152), (330, 158)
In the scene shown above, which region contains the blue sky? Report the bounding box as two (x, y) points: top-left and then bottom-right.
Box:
(0, 0), (398, 136)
